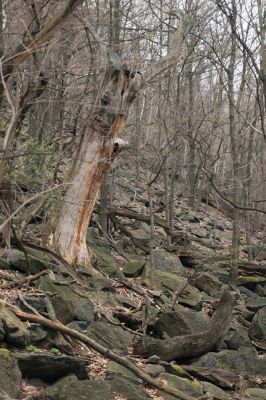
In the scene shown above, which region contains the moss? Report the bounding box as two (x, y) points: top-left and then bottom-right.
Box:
(177, 376), (202, 389)
(0, 348), (11, 361)
(169, 363), (187, 376)
(239, 275), (266, 284)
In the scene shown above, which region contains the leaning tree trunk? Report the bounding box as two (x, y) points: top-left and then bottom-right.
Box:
(53, 55), (137, 267)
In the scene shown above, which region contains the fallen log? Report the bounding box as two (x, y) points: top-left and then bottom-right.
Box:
(134, 287), (233, 361)
(108, 207), (189, 245)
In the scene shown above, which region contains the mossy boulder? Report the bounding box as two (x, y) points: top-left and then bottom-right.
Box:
(246, 297), (266, 312)
(249, 306), (266, 340)
(0, 348), (22, 398)
(166, 363), (191, 378)
(244, 388), (266, 400)
(141, 263), (187, 291)
(106, 361), (152, 399)
(45, 375), (113, 400)
(15, 352), (87, 382)
(87, 320), (132, 353)
(0, 303), (30, 346)
(36, 275), (94, 324)
(191, 272), (222, 297)
(238, 275), (266, 288)
(123, 255), (146, 277)
(202, 381), (227, 399)
(157, 373), (204, 399)
(3, 248), (56, 274)
(153, 249), (184, 275)
(203, 262), (230, 284)
(141, 265), (202, 307)
(194, 347), (266, 376)
(153, 309), (210, 338)
(46, 372), (150, 400)
(87, 229), (124, 278)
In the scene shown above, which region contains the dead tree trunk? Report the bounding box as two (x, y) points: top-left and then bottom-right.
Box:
(134, 287), (233, 361)
(53, 55), (137, 267)
(52, 13), (187, 268)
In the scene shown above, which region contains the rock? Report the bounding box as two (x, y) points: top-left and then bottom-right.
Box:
(115, 294), (138, 309)
(46, 373), (150, 400)
(106, 361), (139, 383)
(93, 291), (121, 308)
(143, 363), (165, 377)
(106, 353), (153, 400)
(19, 296), (46, 314)
(15, 352), (87, 382)
(223, 323), (252, 350)
(2, 248), (56, 274)
(141, 265), (202, 307)
(45, 375), (113, 400)
(123, 255), (146, 277)
(91, 245), (124, 279)
(87, 228), (125, 278)
(203, 263), (230, 284)
(141, 264), (201, 307)
(0, 348), (21, 398)
(155, 226), (167, 240)
(244, 388), (266, 399)
(89, 277), (114, 292)
(27, 323), (47, 343)
(234, 304), (255, 322)
(178, 284), (203, 308)
(127, 227), (151, 245)
(107, 375), (150, 400)
(246, 297), (266, 312)
(87, 321), (132, 353)
(207, 220), (224, 231)
(194, 347), (266, 375)
(153, 309), (210, 338)
(3, 249), (29, 272)
(191, 272), (222, 297)
(249, 306), (266, 340)
(244, 245), (266, 261)
(202, 381), (227, 399)
(0, 320), (4, 342)
(49, 332), (75, 355)
(239, 286), (258, 299)
(153, 249), (184, 275)
(67, 320), (88, 332)
(180, 213), (198, 223)
(0, 259), (11, 270)
(190, 227), (209, 238)
(166, 363), (191, 378)
(36, 275), (94, 324)
(0, 303), (30, 346)
(238, 275), (266, 288)
(141, 264), (187, 291)
(157, 373), (203, 399)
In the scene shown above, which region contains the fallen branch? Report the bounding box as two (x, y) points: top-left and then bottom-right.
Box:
(1, 269), (52, 289)
(0, 300), (199, 400)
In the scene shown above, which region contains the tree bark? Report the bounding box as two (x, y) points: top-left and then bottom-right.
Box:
(53, 15), (186, 267)
(134, 287), (233, 361)
(53, 56), (137, 266)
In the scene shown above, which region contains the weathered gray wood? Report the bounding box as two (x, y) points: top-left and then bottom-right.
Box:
(134, 287), (233, 361)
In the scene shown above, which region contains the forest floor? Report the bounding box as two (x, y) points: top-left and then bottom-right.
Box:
(1, 157), (266, 400)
